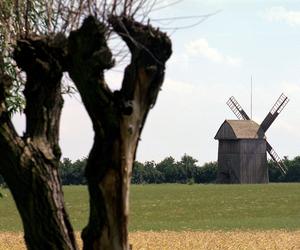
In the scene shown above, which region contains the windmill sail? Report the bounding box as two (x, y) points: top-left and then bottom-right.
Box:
(260, 93), (289, 132)
(226, 96), (250, 120)
(226, 95), (288, 175)
(266, 142), (287, 174)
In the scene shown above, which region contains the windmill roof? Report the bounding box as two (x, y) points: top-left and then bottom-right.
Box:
(214, 120), (265, 140)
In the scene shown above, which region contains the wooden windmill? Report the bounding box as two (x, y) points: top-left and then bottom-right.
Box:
(215, 93), (289, 184)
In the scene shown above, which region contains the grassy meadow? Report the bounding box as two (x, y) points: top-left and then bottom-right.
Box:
(0, 184), (300, 249)
(1, 183), (299, 232)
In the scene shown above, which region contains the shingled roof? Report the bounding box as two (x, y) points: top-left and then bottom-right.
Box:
(214, 120), (265, 140)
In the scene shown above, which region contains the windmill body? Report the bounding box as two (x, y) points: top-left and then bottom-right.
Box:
(215, 120), (268, 183)
(215, 94), (289, 184)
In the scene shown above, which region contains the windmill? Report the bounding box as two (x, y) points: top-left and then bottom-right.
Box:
(214, 93), (289, 184)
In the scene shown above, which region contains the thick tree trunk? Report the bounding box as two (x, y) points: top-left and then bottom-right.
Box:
(0, 14), (171, 250)
(67, 16), (171, 249)
(0, 36), (78, 249)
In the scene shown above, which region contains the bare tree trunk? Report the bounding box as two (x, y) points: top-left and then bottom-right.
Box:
(67, 16), (171, 249)
(0, 36), (78, 249)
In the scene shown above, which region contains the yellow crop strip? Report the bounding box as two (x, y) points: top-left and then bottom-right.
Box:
(1, 231), (300, 250)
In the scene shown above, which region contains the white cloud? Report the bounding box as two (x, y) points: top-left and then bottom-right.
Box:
(185, 38), (242, 66)
(186, 39), (223, 62)
(264, 6), (300, 26)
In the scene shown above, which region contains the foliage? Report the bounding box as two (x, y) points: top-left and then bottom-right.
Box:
(133, 155), (217, 184)
(194, 162), (218, 183)
(1, 155), (300, 186)
(155, 156), (178, 183)
(131, 161), (145, 184)
(59, 158), (87, 185)
(284, 156), (300, 182)
(53, 154), (216, 185)
(268, 161), (285, 182)
(268, 156), (300, 183)
(143, 161), (165, 184)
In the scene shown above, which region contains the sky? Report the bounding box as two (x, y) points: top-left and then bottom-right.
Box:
(13, 0), (300, 165)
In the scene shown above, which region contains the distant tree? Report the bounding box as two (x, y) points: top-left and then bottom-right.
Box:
(178, 154), (198, 182)
(131, 161), (145, 184)
(57, 155), (300, 186)
(195, 161), (217, 183)
(156, 156), (178, 183)
(57, 155), (300, 185)
(268, 161), (283, 182)
(143, 161), (164, 183)
(59, 158), (73, 184)
(69, 159), (87, 184)
(59, 158), (86, 185)
(285, 156), (300, 182)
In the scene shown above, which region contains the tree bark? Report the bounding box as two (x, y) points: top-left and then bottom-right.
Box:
(0, 14), (171, 250)
(67, 16), (172, 249)
(0, 36), (78, 250)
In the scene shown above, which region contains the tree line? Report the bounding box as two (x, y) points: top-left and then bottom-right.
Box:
(2, 154), (299, 186)
(57, 154), (219, 185)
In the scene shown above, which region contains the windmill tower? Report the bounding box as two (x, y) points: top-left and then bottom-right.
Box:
(214, 93), (289, 184)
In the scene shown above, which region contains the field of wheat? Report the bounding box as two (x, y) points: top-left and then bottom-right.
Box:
(1, 230), (299, 250)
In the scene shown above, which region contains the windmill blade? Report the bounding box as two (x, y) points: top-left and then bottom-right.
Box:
(260, 93), (289, 133)
(266, 141), (287, 175)
(226, 96), (250, 120)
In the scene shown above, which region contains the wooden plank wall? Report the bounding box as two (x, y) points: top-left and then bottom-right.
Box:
(217, 139), (268, 184)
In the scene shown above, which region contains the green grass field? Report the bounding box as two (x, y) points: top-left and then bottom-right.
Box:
(0, 184), (299, 232)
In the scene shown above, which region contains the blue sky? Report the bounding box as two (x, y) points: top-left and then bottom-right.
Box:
(13, 1), (300, 164)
